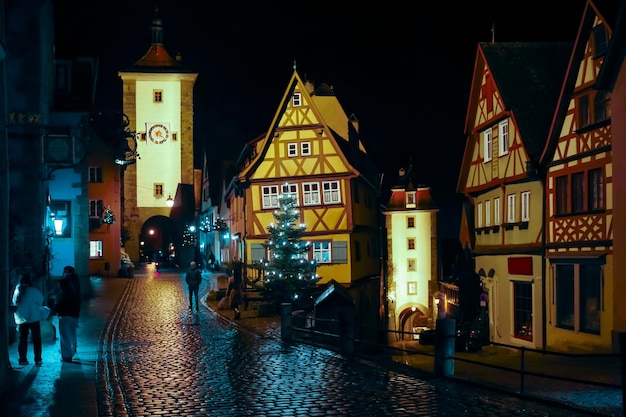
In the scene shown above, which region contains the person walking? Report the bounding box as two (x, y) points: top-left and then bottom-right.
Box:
(12, 273), (44, 366)
(185, 261), (202, 311)
(226, 264), (243, 320)
(55, 266), (81, 363)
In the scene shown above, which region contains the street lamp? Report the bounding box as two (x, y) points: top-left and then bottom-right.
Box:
(166, 194), (174, 207)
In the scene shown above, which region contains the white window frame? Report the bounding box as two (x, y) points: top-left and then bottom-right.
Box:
(89, 240), (103, 258)
(484, 128), (493, 162)
(485, 199), (491, 226)
(313, 241), (331, 263)
(499, 119), (509, 156)
(322, 180), (341, 204)
(281, 183), (299, 206)
(302, 182), (320, 206)
(507, 194), (516, 223)
(287, 143), (297, 157)
(477, 202), (483, 228)
(301, 142), (311, 156)
(292, 92), (301, 107)
(494, 197), (501, 225)
(521, 191), (530, 222)
(262, 185), (280, 209)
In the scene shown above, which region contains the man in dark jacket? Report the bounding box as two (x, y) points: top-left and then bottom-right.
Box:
(185, 261), (202, 311)
(55, 266), (81, 362)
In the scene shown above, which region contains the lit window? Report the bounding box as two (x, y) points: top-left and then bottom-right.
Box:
(485, 200), (491, 226)
(498, 119), (509, 156)
(287, 143), (297, 157)
(507, 194), (516, 223)
(494, 197), (501, 225)
(521, 191), (530, 221)
(262, 185), (279, 209)
(484, 128), (492, 162)
(302, 182), (320, 205)
(301, 142), (311, 156)
(281, 183), (298, 205)
(89, 241), (103, 258)
(477, 202), (483, 228)
(322, 181), (340, 204)
(407, 282), (417, 295)
(513, 281), (533, 341)
(313, 241), (331, 263)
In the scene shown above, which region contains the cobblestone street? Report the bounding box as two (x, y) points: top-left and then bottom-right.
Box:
(94, 267), (607, 417)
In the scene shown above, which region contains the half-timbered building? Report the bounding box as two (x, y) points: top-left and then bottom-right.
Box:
(225, 69), (381, 327)
(540, 0), (620, 352)
(458, 41), (571, 349)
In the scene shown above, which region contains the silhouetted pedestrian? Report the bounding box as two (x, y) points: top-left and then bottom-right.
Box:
(185, 261), (202, 311)
(55, 266), (81, 362)
(12, 273), (44, 366)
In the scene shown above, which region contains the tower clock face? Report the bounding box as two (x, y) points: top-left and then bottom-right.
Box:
(148, 123), (169, 144)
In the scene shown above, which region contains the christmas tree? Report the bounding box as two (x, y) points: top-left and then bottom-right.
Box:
(251, 190), (320, 309)
(103, 205), (116, 225)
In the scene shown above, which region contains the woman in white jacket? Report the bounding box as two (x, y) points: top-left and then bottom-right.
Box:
(12, 273), (44, 366)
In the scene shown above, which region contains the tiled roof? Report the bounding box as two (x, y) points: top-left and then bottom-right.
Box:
(122, 44), (194, 73)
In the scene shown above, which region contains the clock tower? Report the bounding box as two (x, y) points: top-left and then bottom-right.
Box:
(118, 11), (198, 264)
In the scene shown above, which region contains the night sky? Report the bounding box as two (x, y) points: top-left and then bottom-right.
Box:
(54, 0), (600, 238)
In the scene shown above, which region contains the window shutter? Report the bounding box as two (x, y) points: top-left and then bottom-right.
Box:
(251, 243), (266, 263)
(332, 241), (348, 264)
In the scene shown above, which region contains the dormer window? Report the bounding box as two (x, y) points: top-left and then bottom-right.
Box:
(406, 191), (416, 208)
(292, 92), (302, 107)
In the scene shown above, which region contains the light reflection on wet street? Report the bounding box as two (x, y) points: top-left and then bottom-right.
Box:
(96, 268), (597, 417)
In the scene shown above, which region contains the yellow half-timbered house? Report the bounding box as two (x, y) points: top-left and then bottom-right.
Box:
(540, 0), (619, 352)
(225, 69), (380, 326)
(458, 42), (571, 349)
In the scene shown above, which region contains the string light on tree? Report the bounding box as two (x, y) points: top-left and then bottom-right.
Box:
(250, 186), (321, 309)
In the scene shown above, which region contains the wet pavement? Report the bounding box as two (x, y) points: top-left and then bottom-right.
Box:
(1, 264), (623, 416)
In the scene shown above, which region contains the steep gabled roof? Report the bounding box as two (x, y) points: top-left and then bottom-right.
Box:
(597, 0), (626, 89)
(480, 42), (572, 160)
(235, 69), (378, 190)
(540, 0), (616, 164)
